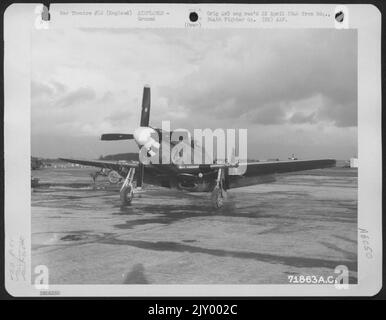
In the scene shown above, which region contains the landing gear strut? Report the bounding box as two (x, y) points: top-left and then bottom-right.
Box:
(120, 168), (135, 205)
(211, 168), (226, 209)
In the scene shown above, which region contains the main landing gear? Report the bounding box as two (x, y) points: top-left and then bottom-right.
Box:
(211, 168), (227, 209)
(120, 168), (135, 205)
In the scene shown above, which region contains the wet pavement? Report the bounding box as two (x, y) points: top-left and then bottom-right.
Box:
(31, 166), (357, 284)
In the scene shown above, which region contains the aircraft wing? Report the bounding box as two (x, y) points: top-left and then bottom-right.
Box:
(59, 158), (138, 173)
(226, 159), (336, 189)
(241, 159), (336, 176)
(175, 159), (335, 175)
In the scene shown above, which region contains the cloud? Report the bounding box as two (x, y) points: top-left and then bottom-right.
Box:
(106, 109), (132, 125)
(289, 112), (317, 125)
(31, 81), (53, 97)
(51, 80), (68, 94)
(31, 28), (357, 159)
(159, 29), (357, 128)
(56, 87), (96, 108)
(245, 104), (285, 125)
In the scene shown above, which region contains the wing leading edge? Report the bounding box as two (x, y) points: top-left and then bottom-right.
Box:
(227, 159), (336, 189)
(59, 158), (138, 174)
(242, 159), (336, 176)
(60, 158), (335, 175)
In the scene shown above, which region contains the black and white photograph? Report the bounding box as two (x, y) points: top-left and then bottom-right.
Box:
(30, 27), (358, 285)
(3, 3), (382, 297)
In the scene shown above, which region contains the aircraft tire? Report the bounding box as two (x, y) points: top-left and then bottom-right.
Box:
(211, 187), (226, 209)
(120, 185), (134, 205)
(108, 170), (121, 184)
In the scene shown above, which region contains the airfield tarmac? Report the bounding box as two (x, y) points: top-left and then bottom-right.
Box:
(31, 165), (358, 284)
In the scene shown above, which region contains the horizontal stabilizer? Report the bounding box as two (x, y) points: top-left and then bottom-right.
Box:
(101, 133), (134, 141)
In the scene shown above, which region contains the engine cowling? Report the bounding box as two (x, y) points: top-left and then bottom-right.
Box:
(176, 173), (213, 192)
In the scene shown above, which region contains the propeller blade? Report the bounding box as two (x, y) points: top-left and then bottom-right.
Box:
(140, 86), (151, 127)
(101, 133), (134, 141)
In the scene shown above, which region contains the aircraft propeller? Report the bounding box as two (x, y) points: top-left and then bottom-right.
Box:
(100, 133), (134, 141)
(137, 86), (151, 188)
(100, 85), (153, 189)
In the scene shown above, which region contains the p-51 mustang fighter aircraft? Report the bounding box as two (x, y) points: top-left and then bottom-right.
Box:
(61, 86), (336, 208)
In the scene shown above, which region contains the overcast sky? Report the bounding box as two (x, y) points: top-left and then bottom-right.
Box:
(31, 28), (357, 160)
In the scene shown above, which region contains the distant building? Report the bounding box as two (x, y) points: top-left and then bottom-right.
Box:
(350, 158), (358, 168)
(288, 154), (298, 160)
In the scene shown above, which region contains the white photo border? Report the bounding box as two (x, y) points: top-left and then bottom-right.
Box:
(3, 3), (382, 297)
